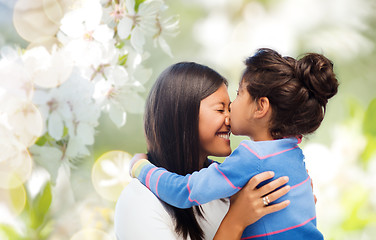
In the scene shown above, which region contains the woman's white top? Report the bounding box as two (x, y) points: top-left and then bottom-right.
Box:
(114, 179), (230, 240)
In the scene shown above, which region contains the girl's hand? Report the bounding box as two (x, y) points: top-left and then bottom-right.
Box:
(214, 171), (290, 240)
(129, 153), (148, 177)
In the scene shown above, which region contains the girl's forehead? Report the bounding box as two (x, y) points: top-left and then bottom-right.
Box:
(239, 80), (246, 88)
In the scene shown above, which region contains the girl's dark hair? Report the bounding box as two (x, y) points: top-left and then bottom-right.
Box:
(242, 48), (339, 139)
(144, 62), (227, 240)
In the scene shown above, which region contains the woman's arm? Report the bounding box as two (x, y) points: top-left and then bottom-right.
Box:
(214, 172), (290, 240)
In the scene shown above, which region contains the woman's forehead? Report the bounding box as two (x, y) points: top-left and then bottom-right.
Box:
(201, 85), (230, 106)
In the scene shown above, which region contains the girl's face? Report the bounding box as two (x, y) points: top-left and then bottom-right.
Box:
(198, 83), (231, 160)
(230, 81), (257, 137)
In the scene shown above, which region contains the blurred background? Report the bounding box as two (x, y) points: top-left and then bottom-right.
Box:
(1, 0), (376, 239)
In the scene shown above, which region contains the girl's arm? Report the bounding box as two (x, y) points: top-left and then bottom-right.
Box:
(214, 172), (291, 240)
(131, 144), (260, 208)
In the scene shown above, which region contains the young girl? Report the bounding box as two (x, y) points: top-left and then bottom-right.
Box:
(131, 48), (338, 239)
(115, 61), (290, 240)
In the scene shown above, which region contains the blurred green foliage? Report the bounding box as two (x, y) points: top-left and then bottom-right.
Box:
(0, 183), (52, 240)
(362, 99), (376, 165)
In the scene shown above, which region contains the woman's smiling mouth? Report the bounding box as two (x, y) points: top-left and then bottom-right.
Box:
(216, 131), (231, 140)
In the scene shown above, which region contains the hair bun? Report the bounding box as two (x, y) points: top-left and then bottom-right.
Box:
(296, 53), (339, 106)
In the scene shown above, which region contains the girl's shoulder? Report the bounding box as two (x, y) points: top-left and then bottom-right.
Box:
(236, 138), (300, 159)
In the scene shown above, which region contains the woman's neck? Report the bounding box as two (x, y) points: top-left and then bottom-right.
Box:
(199, 154), (209, 169)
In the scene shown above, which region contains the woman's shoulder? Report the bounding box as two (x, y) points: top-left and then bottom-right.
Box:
(118, 178), (154, 199)
(114, 179), (178, 239)
(114, 179), (230, 240)
(115, 179), (168, 215)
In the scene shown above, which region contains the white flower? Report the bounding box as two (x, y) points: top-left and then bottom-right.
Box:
(103, 2), (125, 25)
(117, 0), (164, 53)
(93, 66), (128, 127)
(153, 11), (179, 57)
(124, 46), (152, 85)
(58, 0), (115, 70)
(33, 88), (71, 141)
(59, 0), (106, 42)
(92, 52), (150, 127)
(0, 47), (33, 101)
(57, 71), (100, 161)
(0, 123), (33, 188)
(22, 46), (74, 88)
(84, 42), (120, 81)
(33, 69), (100, 146)
(0, 96), (44, 147)
(0, 54), (44, 147)
(0, 124), (25, 163)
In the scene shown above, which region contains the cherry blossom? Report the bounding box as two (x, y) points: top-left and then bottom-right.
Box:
(22, 46), (74, 88)
(0, 0), (178, 237)
(117, 0), (164, 52)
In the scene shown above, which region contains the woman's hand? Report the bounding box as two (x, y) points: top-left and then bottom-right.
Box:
(306, 169), (317, 204)
(214, 171), (290, 240)
(229, 171), (290, 227)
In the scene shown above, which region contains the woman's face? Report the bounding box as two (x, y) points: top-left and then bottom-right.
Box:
(198, 83), (231, 160)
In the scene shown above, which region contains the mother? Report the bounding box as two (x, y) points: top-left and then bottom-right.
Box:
(114, 62), (290, 239)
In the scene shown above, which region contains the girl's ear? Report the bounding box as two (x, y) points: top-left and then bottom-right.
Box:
(254, 97), (271, 119)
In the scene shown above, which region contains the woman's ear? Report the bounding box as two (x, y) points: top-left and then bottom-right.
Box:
(254, 97), (271, 119)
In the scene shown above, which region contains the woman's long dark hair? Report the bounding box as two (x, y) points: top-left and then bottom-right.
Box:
(144, 62), (227, 240)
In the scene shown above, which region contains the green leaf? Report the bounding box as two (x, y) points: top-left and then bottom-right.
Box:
(39, 220), (54, 239)
(34, 136), (47, 146)
(34, 132), (56, 146)
(361, 136), (376, 166)
(135, 0), (146, 11)
(62, 126), (69, 138)
(347, 97), (364, 119)
(8, 184), (26, 216)
(361, 98), (376, 164)
(30, 182), (52, 230)
(341, 185), (376, 231)
(115, 40), (125, 49)
(34, 134), (50, 146)
(363, 98), (376, 137)
(118, 54), (128, 66)
(0, 224), (23, 240)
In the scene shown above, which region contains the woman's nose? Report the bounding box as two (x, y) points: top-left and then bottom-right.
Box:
(225, 115), (230, 126)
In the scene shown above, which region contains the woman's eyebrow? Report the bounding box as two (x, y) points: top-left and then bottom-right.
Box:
(210, 102), (227, 108)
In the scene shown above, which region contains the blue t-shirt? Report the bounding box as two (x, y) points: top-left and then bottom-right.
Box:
(134, 137), (323, 240)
